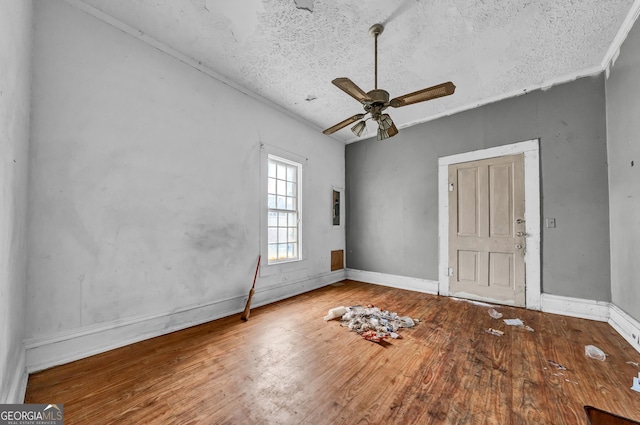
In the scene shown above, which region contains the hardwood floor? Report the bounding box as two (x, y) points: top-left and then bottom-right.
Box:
(26, 280), (640, 424)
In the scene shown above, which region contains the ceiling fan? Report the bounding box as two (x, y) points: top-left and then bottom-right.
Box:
(323, 24), (456, 141)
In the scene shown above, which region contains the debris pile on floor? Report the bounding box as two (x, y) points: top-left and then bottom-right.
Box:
(548, 360), (568, 370)
(485, 308), (535, 334)
(487, 309), (503, 319)
(585, 344), (607, 361)
(323, 306), (347, 321)
(503, 318), (524, 326)
(485, 328), (504, 336)
(502, 318), (535, 332)
(632, 372), (640, 393)
(324, 304), (417, 343)
(479, 303), (639, 391)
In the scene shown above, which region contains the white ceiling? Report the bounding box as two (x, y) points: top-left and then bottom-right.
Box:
(72, 0), (635, 142)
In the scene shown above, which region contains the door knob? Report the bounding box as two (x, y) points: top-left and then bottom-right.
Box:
(516, 232), (526, 237)
(516, 244), (523, 249)
(516, 218), (525, 224)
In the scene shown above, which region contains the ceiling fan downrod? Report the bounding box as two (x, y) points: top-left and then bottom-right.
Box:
(369, 24), (384, 91)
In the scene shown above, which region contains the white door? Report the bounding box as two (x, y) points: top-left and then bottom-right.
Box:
(448, 154), (526, 306)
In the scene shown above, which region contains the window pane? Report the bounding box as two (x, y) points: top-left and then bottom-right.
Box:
(288, 243), (297, 258)
(268, 212), (277, 226)
(286, 182), (294, 196)
(268, 228), (277, 244)
(267, 194), (276, 209)
(268, 178), (276, 194)
(288, 228), (296, 242)
(278, 244), (287, 259)
(268, 244), (277, 261)
(277, 164), (286, 179)
(286, 197), (293, 210)
(278, 228), (287, 243)
(287, 166), (296, 182)
(277, 179), (286, 195)
(279, 212), (287, 227)
(277, 196), (286, 209)
(268, 161), (277, 178)
(288, 212), (297, 227)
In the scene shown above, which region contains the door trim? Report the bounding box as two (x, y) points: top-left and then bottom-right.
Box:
(438, 139), (541, 310)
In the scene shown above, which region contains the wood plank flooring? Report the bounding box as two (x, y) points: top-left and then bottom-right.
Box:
(26, 280), (640, 424)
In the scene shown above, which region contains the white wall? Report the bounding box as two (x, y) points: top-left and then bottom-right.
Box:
(606, 16), (640, 323)
(26, 0), (344, 370)
(0, 0), (32, 403)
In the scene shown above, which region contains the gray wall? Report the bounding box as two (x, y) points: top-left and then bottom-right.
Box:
(0, 0), (31, 403)
(605, 19), (640, 322)
(346, 75), (611, 301)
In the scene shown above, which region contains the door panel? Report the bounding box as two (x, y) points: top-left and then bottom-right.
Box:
(489, 164), (513, 237)
(457, 168), (479, 236)
(449, 154), (525, 306)
(458, 250), (479, 283)
(489, 252), (513, 288)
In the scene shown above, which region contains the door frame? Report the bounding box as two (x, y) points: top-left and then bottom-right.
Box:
(438, 139), (541, 310)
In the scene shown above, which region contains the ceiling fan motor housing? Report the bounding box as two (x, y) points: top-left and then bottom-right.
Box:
(365, 89), (390, 105)
(365, 89), (390, 121)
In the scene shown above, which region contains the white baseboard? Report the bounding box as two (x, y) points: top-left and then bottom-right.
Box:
(250, 269), (346, 309)
(609, 304), (640, 354)
(21, 271), (639, 373)
(2, 345), (28, 403)
(345, 269), (439, 295)
(540, 293), (610, 322)
(25, 270), (345, 373)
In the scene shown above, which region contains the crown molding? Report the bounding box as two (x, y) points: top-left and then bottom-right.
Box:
(62, 0), (323, 135)
(602, 0), (640, 77)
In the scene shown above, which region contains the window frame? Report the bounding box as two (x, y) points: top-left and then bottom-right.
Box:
(260, 144), (307, 276)
(266, 154), (302, 265)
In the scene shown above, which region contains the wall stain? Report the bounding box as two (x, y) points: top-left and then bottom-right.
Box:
(185, 223), (247, 253)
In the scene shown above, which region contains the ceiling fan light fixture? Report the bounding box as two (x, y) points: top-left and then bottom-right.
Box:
(379, 114), (393, 130)
(351, 120), (367, 137)
(377, 127), (390, 141)
(388, 122), (399, 138)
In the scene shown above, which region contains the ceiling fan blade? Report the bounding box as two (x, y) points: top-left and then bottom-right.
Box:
(332, 78), (372, 103)
(389, 82), (456, 108)
(323, 114), (366, 135)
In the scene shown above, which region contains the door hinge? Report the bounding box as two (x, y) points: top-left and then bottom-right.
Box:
(446, 267), (454, 277)
(449, 183), (455, 192)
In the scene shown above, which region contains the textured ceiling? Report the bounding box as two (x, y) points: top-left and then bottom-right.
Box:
(73, 0), (634, 142)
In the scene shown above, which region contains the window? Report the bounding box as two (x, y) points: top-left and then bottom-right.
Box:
(267, 155), (301, 264)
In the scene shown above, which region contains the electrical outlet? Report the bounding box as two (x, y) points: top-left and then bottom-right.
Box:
(546, 218), (556, 228)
